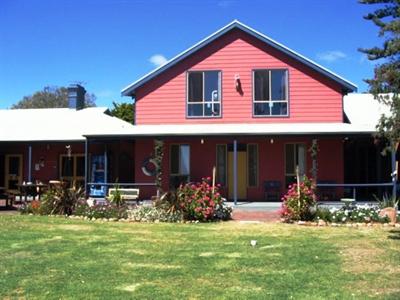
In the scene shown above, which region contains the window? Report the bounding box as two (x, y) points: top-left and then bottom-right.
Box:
(253, 69), (288, 116)
(216, 144), (227, 186)
(285, 144), (306, 186)
(60, 154), (85, 186)
(170, 144), (190, 188)
(247, 144), (258, 187)
(187, 71), (221, 117)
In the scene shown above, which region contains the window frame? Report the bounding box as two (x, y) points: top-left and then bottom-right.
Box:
(169, 144), (190, 177)
(59, 154), (85, 184)
(186, 70), (222, 119)
(284, 143), (307, 186)
(215, 144), (228, 187)
(252, 68), (289, 118)
(247, 143), (259, 188)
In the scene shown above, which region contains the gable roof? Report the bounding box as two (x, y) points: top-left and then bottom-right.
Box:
(0, 107), (135, 142)
(121, 20), (357, 97)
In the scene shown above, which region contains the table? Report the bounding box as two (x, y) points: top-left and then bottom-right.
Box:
(17, 183), (48, 202)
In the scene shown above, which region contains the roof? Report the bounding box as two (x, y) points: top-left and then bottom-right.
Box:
(121, 20), (357, 97)
(0, 107), (135, 142)
(343, 93), (391, 128)
(86, 94), (389, 138)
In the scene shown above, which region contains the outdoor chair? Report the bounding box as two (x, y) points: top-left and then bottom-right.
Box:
(264, 180), (281, 202)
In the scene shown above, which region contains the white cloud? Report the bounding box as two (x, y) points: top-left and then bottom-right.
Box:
(149, 54), (168, 67)
(316, 50), (347, 63)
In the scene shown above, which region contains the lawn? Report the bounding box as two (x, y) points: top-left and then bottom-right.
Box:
(0, 215), (399, 299)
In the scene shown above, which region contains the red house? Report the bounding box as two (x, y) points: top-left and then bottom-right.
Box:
(87, 20), (396, 203)
(1, 21), (396, 205)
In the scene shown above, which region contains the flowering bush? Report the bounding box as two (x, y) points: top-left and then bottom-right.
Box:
(280, 176), (316, 222)
(177, 177), (231, 221)
(322, 204), (389, 224)
(127, 206), (183, 222)
(74, 200), (128, 219)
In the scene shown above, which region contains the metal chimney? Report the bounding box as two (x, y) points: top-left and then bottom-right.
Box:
(67, 84), (86, 110)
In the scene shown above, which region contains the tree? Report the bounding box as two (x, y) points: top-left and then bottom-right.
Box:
(359, 0), (400, 144)
(359, 0), (400, 198)
(11, 85), (96, 109)
(109, 101), (135, 124)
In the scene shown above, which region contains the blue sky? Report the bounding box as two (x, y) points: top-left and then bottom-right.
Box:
(0, 0), (381, 109)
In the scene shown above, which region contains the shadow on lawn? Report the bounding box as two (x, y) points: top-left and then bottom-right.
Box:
(387, 229), (400, 240)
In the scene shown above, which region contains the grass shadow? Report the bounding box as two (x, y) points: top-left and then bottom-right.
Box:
(387, 229), (400, 240)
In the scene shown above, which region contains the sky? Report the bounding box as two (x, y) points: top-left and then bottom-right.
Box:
(0, 0), (383, 109)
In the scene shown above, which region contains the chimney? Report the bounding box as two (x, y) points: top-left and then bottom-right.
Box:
(67, 84), (86, 110)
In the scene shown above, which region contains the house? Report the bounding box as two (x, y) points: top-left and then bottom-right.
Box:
(86, 20), (397, 202)
(1, 21), (397, 204)
(0, 84), (135, 200)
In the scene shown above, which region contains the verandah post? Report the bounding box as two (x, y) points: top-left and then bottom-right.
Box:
(233, 139), (238, 206)
(391, 142), (397, 201)
(84, 138), (88, 197)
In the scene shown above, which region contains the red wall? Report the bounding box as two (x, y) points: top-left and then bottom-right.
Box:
(135, 29), (343, 125)
(134, 137), (344, 201)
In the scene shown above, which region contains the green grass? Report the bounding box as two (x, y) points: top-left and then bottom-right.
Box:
(0, 215), (399, 299)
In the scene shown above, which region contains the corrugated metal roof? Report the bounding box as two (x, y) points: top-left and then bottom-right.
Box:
(121, 20), (357, 97)
(0, 107), (134, 142)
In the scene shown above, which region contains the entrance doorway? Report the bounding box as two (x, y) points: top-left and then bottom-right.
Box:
(5, 154), (23, 192)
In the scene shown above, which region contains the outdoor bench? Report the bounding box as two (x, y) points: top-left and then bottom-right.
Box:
(107, 188), (140, 204)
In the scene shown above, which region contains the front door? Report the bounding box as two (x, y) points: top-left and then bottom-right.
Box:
(228, 151), (247, 200)
(5, 154), (23, 192)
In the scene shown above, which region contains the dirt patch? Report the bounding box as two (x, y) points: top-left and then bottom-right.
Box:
(126, 262), (182, 270)
(56, 224), (93, 231)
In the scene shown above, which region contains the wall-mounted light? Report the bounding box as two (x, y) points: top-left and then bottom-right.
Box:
(66, 145), (72, 157)
(201, 139), (204, 144)
(235, 74), (241, 91)
(270, 138), (274, 144)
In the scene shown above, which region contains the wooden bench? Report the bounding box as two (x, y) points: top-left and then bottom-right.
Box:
(107, 188), (140, 204)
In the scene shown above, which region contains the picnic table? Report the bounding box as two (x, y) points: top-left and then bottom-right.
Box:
(17, 183), (48, 202)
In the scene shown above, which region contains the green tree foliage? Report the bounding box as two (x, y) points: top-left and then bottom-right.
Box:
(359, 0), (400, 148)
(11, 85), (96, 109)
(109, 101), (135, 124)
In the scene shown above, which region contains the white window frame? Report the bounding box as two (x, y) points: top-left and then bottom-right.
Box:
(253, 69), (289, 117)
(186, 70), (222, 118)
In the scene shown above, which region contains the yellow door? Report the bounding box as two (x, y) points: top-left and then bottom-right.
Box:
(228, 152), (247, 200)
(5, 154), (23, 192)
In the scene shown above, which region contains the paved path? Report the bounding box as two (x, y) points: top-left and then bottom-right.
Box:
(232, 210), (280, 222)
(228, 202), (281, 222)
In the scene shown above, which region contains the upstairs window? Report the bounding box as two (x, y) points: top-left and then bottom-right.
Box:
(187, 71), (221, 117)
(253, 69), (288, 116)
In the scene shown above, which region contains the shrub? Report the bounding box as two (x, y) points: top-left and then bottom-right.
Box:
(176, 178), (231, 221)
(74, 201), (128, 219)
(280, 176), (316, 222)
(374, 194), (399, 209)
(21, 183), (84, 216)
(19, 200), (41, 215)
(127, 206), (183, 222)
(329, 204), (389, 223)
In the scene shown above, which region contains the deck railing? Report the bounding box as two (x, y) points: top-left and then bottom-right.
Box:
(316, 182), (394, 200)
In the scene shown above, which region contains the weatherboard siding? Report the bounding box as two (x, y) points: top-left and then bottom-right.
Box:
(135, 29), (343, 125)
